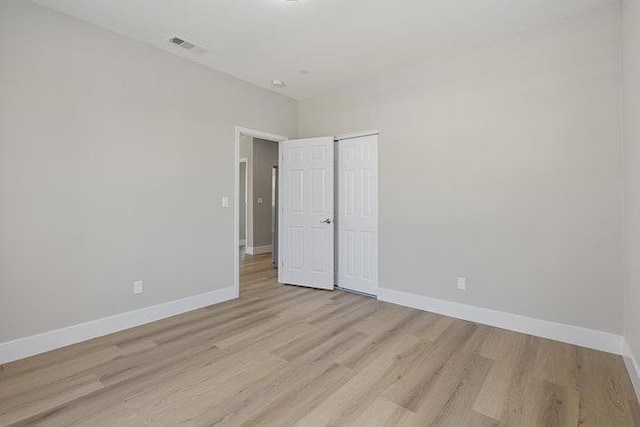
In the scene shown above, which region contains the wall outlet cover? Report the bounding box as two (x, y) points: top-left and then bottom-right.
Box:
(133, 280), (143, 295)
(457, 277), (466, 290)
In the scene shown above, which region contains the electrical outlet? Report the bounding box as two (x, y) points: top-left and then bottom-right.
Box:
(221, 197), (229, 208)
(457, 277), (466, 290)
(133, 280), (143, 295)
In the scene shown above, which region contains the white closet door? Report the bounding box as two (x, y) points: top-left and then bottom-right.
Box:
(278, 137), (335, 290)
(337, 134), (379, 295)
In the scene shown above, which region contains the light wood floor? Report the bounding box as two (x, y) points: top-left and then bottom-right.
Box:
(1, 253), (639, 426)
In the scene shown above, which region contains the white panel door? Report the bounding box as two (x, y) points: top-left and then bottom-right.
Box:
(279, 137), (334, 290)
(337, 134), (378, 295)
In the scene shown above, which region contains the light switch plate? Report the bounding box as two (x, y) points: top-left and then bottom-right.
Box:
(457, 277), (466, 290)
(222, 197), (229, 208)
(257, 197), (264, 204)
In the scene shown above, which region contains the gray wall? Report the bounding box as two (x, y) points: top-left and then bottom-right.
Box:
(623, 0), (640, 365)
(299, 4), (624, 333)
(0, 0), (296, 342)
(252, 139), (279, 249)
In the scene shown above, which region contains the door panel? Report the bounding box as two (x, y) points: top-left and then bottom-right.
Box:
(279, 137), (334, 290)
(337, 134), (378, 295)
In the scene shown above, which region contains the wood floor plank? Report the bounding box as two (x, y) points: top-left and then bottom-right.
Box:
(237, 362), (354, 426)
(14, 344), (227, 425)
(213, 315), (316, 350)
(0, 374), (104, 426)
(472, 361), (517, 420)
(0, 345), (120, 400)
(336, 314), (422, 372)
(0, 252), (637, 426)
(188, 359), (353, 425)
(530, 339), (579, 388)
(410, 350), (493, 425)
(351, 397), (420, 427)
(382, 321), (479, 411)
(93, 350), (288, 426)
(576, 346), (639, 426)
(294, 333), (426, 426)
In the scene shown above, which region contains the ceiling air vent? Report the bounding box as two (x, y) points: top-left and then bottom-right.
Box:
(168, 36), (208, 56)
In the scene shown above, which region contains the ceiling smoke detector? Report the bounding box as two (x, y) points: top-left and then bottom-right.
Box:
(272, 79), (286, 88)
(168, 36), (208, 56)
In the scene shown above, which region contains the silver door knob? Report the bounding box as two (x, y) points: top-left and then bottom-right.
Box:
(320, 218), (332, 224)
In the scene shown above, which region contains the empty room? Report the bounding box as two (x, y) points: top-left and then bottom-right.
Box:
(1, 0), (640, 425)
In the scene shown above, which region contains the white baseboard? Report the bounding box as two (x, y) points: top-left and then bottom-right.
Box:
(377, 288), (623, 355)
(245, 245), (272, 255)
(0, 286), (237, 365)
(624, 339), (640, 400)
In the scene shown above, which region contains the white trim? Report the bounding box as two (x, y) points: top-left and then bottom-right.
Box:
(245, 245), (273, 255)
(234, 127), (288, 297)
(0, 287), (236, 364)
(334, 129), (380, 141)
(377, 287), (624, 355)
(239, 239), (246, 246)
(237, 127), (289, 143)
(624, 339), (640, 400)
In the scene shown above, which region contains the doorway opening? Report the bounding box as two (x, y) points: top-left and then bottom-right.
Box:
(233, 127), (288, 296)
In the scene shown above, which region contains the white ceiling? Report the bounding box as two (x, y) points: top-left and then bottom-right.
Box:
(33, 0), (613, 100)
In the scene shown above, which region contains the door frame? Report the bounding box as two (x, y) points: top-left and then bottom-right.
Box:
(234, 127), (288, 297)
